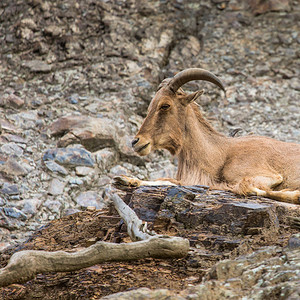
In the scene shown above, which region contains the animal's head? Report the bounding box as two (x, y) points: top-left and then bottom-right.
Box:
(131, 68), (225, 156)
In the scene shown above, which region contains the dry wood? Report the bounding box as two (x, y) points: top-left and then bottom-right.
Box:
(110, 192), (155, 241)
(0, 192), (189, 287)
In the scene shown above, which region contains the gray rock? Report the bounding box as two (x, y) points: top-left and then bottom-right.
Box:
(68, 177), (84, 185)
(3, 207), (27, 221)
(0, 94), (25, 108)
(0, 242), (10, 252)
(75, 191), (105, 209)
(23, 60), (52, 73)
(44, 25), (63, 37)
(44, 160), (68, 175)
(254, 65), (270, 76)
(95, 148), (117, 172)
(109, 165), (128, 177)
(0, 197), (6, 206)
(1, 183), (20, 196)
(48, 178), (66, 195)
(287, 233), (300, 249)
(21, 198), (42, 216)
(101, 288), (179, 300)
(43, 147), (95, 167)
(7, 111), (38, 130)
(1, 143), (24, 156)
(97, 175), (112, 187)
(43, 199), (62, 215)
(0, 133), (27, 144)
(75, 166), (94, 176)
(0, 158), (28, 176)
(0, 209), (24, 230)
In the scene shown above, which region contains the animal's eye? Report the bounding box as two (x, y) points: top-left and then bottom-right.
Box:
(160, 104), (170, 111)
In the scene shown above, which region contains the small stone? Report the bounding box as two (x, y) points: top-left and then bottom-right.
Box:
(21, 198), (42, 216)
(290, 79), (300, 91)
(278, 69), (294, 79)
(97, 175), (111, 186)
(23, 60), (52, 73)
(75, 166), (94, 176)
(20, 18), (37, 30)
(254, 65), (270, 76)
(249, 0), (290, 15)
(0, 242), (10, 251)
(3, 207), (27, 221)
(75, 191), (105, 209)
(1, 143), (24, 156)
(0, 119), (19, 134)
(0, 158), (28, 176)
(149, 164), (176, 180)
(0, 210), (22, 230)
(1, 133), (27, 144)
(95, 148), (117, 172)
(1, 183), (20, 196)
(43, 199), (62, 215)
(69, 177), (84, 185)
(0, 94), (25, 109)
(109, 165), (128, 176)
(44, 160), (68, 175)
(67, 95), (78, 104)
(0, 197), (6, 206)
(287, 233), (300, 249)
(44, 25), (63, 37)
(48, 178), (66, 195)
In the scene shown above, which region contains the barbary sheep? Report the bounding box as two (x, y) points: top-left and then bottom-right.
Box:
(116, 68), (300, 204)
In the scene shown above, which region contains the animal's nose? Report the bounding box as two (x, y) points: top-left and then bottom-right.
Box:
(131, 138), (139, 147)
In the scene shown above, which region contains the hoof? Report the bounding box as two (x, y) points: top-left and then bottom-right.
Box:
(113, 175), (140, 189)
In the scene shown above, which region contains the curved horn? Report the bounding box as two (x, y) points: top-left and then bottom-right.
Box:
(167, 68), (225, 93)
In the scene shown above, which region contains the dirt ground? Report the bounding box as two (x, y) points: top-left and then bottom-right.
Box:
(0, 209), (201, 299)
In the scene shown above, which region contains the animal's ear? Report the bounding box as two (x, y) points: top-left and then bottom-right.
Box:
(184, 90), (204, 105)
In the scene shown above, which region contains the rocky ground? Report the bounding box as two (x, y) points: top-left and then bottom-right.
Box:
(1, 185), (299, 299)
(0, 0), (299, 267)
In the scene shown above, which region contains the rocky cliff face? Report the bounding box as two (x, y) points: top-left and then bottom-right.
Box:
(0, 0), (299, 288)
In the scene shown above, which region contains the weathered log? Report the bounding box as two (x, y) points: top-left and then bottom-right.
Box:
(0, 236), (189, 287)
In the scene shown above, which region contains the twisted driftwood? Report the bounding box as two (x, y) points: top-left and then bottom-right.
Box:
(0, 193), (189, 287)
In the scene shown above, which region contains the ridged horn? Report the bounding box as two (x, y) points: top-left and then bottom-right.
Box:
(167, 68), (225, 93)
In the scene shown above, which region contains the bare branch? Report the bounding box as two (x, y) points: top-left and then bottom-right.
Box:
(110, 192), (155, 241)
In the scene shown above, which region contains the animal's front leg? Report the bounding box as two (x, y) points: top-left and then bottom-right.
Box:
(113, 175), (178, 190)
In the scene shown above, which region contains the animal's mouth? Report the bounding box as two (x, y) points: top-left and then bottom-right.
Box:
(136, 142), (150, 154)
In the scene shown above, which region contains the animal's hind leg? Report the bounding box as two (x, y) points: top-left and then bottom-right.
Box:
(233, 174), (300, 204)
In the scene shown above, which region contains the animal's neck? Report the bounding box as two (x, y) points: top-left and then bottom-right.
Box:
(176, 105), (229, 185)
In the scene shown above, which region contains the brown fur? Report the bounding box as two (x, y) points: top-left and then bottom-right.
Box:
(132, 85), (300, 204)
